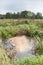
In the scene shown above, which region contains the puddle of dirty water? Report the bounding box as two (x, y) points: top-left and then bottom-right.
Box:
(0, 36), (37, 59)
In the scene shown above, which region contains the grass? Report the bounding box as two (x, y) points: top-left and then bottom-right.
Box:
(34, 36), (43, 55)
(0, 46), (16, 65)
(0, 46), (11, 65)
(16, 56), (43, 65)
(0, 19), (43, 65)
(0, 19), (42, 39)
(1, 45), (43, 65)
(0, 24), (41, 39)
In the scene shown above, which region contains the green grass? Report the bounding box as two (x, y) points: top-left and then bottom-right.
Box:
(16, 56), (43, 65)
(34, 36), (43, 55)
(0, 24), (41, 38)
(0, 19), (43, 65)
(0, 19), (42, 39)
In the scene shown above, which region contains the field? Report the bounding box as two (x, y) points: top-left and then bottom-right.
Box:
(0, 19), (43, 65)
(0, 19), (43, 38)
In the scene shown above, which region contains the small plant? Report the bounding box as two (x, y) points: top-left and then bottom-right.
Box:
(34, 36), (43, 55)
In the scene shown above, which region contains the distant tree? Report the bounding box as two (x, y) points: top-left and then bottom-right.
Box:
(36, 12), (42, 19)
(16, 12), (20, 18)
(31, 13), (36, 19)
(27, 11), (35, 19)
(0, 14), (4, 19)
(20, 11), (36, 19)
(0, 11), (43, 19)
(20, 11), (29, 18)
(12, 13), (16, 19)
(0, 15), (2, 19)
(5, 12), (12, 19)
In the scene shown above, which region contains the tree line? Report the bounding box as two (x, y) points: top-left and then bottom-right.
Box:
(0, 10), (43, 19)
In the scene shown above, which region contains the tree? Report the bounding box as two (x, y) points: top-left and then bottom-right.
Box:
(36, 12), (42, 19)
(16, 12), (20, 18)
(20, 11), (29, 18)
(0, 11), (43, 19)
(31, 13), (35, 19)
(5, 12), (12, 19)
(12, 12), (16, 19)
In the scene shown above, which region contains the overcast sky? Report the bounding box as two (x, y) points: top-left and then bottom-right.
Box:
(0, 0), (43, 14)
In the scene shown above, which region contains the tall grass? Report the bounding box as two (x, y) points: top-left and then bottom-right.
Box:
(0, 24), (41, 39)
(0, 46), (11, 65)
(0, 46), (16, 65)
(34, 36), (43, 55)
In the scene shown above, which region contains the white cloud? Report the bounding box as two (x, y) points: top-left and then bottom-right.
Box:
(0, 0), (43, 14)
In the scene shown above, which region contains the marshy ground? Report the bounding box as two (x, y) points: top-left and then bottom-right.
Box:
(0, 19), (43, 65)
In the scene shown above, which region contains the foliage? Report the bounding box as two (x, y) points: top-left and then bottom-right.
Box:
(0, 10), (43, 19)
(36, 12), (42, 19)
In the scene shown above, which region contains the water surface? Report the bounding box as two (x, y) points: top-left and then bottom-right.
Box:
(0, 36), (37, 59)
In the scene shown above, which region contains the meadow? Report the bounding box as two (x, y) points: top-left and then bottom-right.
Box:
(0, 19), (43, 65)
(0, 19), (43, 38)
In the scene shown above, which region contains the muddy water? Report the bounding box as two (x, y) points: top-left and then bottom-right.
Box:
(15, 36), (36, 59)
(0, 36), (37, 59)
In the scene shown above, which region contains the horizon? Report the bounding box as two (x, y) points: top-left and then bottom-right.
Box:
(0, 0), (43, 15)
(0, 10), (43, 16)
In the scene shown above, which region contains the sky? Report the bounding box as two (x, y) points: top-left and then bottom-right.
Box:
(0, 0), (43, 14)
